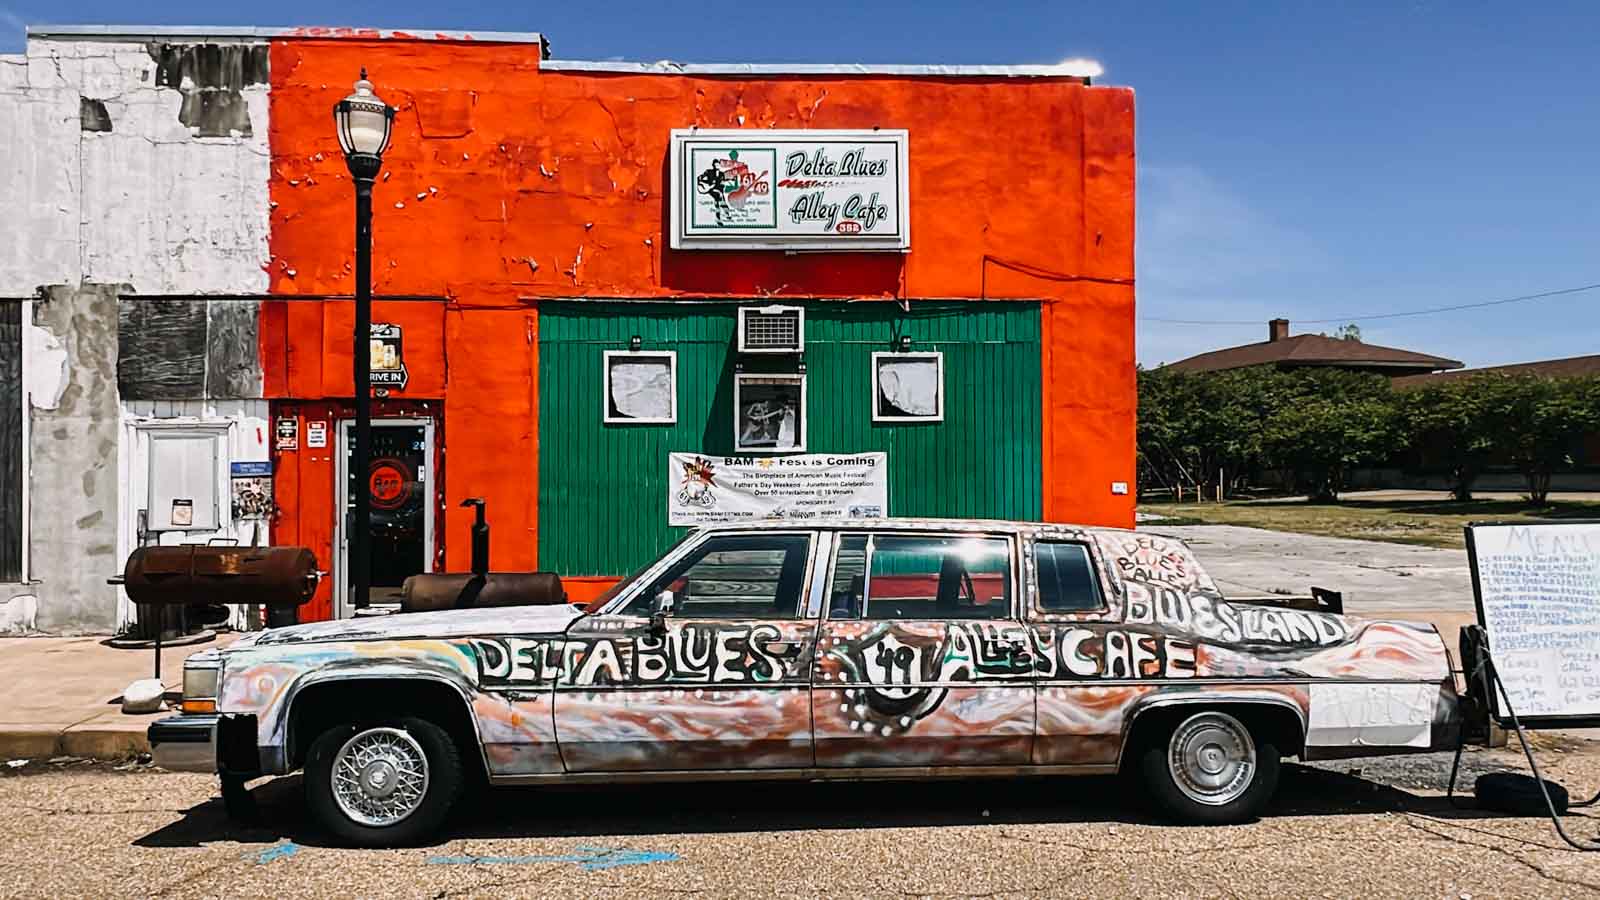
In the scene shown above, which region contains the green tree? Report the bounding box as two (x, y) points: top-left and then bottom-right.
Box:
(1260, 369), (1399, 500)
(1484, 374), (1600, 504)
(1137, 365), (1290, 496)
(1401, 374), (1501, 501)
(1322, 323), (1362, 342)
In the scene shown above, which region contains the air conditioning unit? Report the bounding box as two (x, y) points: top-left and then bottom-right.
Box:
(737, 305), (804, 354)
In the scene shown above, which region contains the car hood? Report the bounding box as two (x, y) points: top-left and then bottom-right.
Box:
(237, 604), (584, 648)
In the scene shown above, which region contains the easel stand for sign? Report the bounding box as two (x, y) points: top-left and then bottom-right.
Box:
(1446, 642), (1600, 851)
(1457, 520), (1600, 852)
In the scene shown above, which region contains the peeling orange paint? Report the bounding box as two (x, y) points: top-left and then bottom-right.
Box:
(264, 40), (1135, 618)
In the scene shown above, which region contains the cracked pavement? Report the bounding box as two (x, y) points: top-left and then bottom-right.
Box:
(1139, 524), (1476, 614)
(4, 741), (1600, 898)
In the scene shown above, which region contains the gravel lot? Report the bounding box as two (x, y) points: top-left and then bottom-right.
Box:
(3, 742), (1599, 898)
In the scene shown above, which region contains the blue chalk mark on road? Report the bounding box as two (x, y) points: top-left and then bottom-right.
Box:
(428, 845), (677, 871)
(253, 841), (301, 864)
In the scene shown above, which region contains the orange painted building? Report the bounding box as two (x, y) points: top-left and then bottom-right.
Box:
(257, 32), (1135, 621)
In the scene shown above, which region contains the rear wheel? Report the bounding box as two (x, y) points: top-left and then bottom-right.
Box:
(305, 717), (463, 847)
(1141, 710), (1279, 824)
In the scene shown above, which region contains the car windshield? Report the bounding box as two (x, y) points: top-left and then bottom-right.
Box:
(583, 532), (696, 613)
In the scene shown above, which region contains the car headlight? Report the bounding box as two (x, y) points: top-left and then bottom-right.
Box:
(181, 660), (222, 714)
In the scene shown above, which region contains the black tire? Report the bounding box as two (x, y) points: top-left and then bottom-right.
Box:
(305, 716), (463, 847)
(1475, 772), (1570, 816)
(1140, 710), (1280, 825)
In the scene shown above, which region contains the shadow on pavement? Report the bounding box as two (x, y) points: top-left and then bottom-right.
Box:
(134, 761), (1525, 850)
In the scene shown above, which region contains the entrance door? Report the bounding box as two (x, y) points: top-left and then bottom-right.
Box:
(812, 530), (1036, 767)
(335, 419), (435, 617)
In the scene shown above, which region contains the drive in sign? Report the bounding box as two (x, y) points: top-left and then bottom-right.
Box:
(669, 129), (909, 251)
(668, 453), (888, 526)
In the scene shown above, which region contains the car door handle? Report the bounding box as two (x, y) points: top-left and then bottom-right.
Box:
(763, 639), (804, 656)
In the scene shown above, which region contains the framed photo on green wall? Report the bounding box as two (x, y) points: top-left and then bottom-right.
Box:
(734, 373), (806, 452)
(872, 351), (944, 422)
(603, 350), (677, 424)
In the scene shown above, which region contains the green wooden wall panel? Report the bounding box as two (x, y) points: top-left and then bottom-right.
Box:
(538, 301), (1041, 576)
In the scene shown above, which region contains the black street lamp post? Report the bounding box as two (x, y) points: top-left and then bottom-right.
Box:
(333, 70), (395, 611)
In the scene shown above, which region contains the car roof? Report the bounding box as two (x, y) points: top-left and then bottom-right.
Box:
(693, 517), (1135, 541)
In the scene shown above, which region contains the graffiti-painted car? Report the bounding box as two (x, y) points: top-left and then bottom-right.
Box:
(150, 520), (1464, 846)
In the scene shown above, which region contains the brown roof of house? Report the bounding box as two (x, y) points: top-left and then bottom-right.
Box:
(1166, 333), (1464, 374)
(1391, 354), (1600, 389)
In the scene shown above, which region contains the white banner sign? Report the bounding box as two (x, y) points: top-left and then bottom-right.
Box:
(670, 129), (909, 251)
(668, 453), (888, 526)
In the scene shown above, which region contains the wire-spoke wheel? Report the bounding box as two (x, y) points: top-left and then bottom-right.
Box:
(307, 716), (463, 847)
(332, 727), (431, 827)
(1141, 710), (1280, 825)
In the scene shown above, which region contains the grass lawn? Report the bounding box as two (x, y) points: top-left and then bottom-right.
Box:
(1138, 497), (1600, 549)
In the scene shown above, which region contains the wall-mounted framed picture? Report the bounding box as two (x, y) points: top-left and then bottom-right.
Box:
(734, 372), (806, 452)
(602, 350), (678, 424)
(871, 351), (944, 422)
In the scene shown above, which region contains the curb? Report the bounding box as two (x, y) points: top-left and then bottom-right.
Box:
(0, 723), (151, 762)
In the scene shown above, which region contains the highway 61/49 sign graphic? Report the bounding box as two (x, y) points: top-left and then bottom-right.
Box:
(369, 323), (409, 390)
(670, 129), (909, 251)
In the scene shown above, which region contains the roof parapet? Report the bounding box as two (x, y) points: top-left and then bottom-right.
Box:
(27, 24), (547, 50)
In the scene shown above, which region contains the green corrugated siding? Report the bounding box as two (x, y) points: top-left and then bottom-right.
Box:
(538, 301), (1041, 576)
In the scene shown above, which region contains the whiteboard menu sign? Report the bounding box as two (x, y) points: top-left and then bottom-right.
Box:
(1467, 522), (1600, 724)
(669, 129), (909, 251)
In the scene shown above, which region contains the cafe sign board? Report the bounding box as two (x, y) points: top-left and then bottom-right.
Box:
(669, 129), (909, 251)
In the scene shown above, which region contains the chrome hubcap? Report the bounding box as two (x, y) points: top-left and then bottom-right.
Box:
(1169, 712), (1256, 806)
(331, 727), (430, 827)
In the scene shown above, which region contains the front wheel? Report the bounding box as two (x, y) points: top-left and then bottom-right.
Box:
(1140, 710), (1279, 825)
(305, 717), (463, 847)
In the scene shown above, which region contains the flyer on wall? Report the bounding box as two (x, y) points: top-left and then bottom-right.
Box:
(667, 453), (888, 526)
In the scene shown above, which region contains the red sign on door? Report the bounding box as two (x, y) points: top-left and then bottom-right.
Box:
(369, 458), (413, 510)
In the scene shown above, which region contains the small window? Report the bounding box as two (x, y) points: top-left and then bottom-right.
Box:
(857, 533), (1012, 621)
(1036, 541), (1105, 613)
(827, 534), (868, 619)
(603, 350), (677, 424)
(625, 533), (812, 619)
(734, 373), (805, 452)
(872, 352), (943, 422)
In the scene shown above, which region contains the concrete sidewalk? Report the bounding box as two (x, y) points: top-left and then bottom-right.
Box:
(0, 634), (235, 762)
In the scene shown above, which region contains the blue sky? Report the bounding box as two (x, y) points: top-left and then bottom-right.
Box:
(4, 1), (1597, 368)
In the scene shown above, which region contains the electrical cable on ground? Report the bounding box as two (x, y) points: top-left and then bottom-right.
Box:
(1446, 650), (1600, 851)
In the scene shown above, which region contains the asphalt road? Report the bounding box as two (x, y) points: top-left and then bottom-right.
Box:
(4, 743), (1600, 898)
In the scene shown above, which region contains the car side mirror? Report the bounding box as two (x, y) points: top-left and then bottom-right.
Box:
(649, 589), (675, 637)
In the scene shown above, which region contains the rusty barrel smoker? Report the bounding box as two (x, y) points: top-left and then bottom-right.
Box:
(398, 498), (570, 612)
(120, 545), (320, 681)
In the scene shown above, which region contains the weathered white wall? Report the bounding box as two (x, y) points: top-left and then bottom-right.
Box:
(0, 36), (272, 633)
(0, 51), (78, 292)
(1, 39), (271, 295)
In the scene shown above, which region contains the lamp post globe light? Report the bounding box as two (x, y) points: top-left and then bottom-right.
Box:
(333, 70), (395, 612)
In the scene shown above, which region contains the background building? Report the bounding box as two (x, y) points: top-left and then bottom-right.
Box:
(0, 26), (1135, 631)
(1166, 318), (1462, 376)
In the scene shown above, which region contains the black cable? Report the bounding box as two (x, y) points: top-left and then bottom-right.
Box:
(1483, 654), (1600, 851)
(1141, 282), (1600, 326)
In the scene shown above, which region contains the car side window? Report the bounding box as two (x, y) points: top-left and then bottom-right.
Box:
(827, 534), (868, 619)
(623, 533), (812, 619)
(849, 534), (1012, 621)
(1035, 541), (1105, 613)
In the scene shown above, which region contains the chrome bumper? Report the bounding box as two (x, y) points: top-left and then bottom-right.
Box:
(148, 714), (219, 773)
